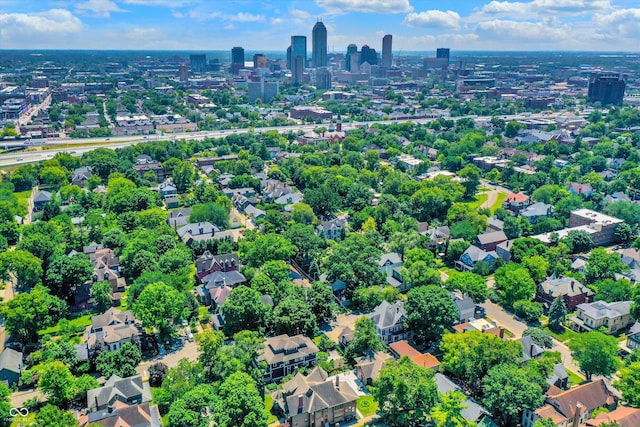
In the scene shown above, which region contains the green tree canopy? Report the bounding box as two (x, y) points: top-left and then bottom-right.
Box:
(494, 263), (536, 307)
(405, 286), (457, 342)
(133, 282), (184, 336)
(569, 331), (620, 380)
(221, 286), (271, 336)
(212, 371), (267, 427)
(445, 272), (488, 303)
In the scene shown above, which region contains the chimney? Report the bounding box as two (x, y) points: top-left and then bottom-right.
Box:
(499, 327), (505, 339)
(335, 375), (340, 390)
(298, 395), (304, 414)
(94, 396), (99, 409)
(572, 403), (583, 427)
(530, 344), (535, 357)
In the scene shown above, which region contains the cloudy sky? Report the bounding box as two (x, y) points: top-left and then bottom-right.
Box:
(1, 0), (639, 51)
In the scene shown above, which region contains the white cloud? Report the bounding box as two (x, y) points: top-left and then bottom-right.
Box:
(190, 10), (265, 22)
(0, 9), (83, 34)
(476, 0), (611, 18)
(404, 10), (461, 29)
(593, 8), (640, 38)
(75, 0), (125, 18)
(315, 0), (413, 14)
(291, 9), (312, 20)
(475, 19), (570, 42)
(120, 27), (159, 39)
(224, 23), (235, 30)
(122, 0), (196, 6)
(271, 17), (284, 25)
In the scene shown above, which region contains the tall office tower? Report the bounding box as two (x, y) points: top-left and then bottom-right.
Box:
(286, 46), (292, 70)
(231, 46), (245, 75)
(381, 34), (392, 68)
(209, 58), (221, 72)
(253, 53), (266, 69)
(312, 20), (328, 67)
(178, 63), (189, 81)
(189, 54), (206, 73)
(346, 44), (357, 71)
(290, 36), (307, 85)
(360, 45), (377, 65)
(316, 67), (331, 90)
(588, 73), (626, 105)
(436, 48), (450, 63)
(349, 52), (361, 73)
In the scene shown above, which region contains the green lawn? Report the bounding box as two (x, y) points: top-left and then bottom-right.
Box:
(566, 369), (584, 386)
(490, 192), (508, 213)
(14, 189), (31, 216)
(265, 395), (278, 424)
(543, 324), (579, 343)
(39, 313), (92, 337)
(465, 193), (489, 210)
(357, 395), (379, 417)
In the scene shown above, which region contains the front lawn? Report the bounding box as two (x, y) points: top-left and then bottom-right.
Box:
(357, 395), (378, 417)
(465, 193), (489, 210)
(566, 369), (584, 386)
(543, 324), (579, 343)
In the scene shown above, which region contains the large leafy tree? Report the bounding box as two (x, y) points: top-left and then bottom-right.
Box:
(0, 285), (67, 345)
(37, 361), (77, 407)
(615, 361), (640, 408)
(167, 383), (218, 427)
(569, 331), (620, 380)
(273, 297), (316, 337)
(34, 404), (79, 427)
(196, 330), (225, 381)
(212, 372), (267, 427)
(133, 282), (184, 336)
(373, 356), (438, 427)
(494, 263), (536, 307)
(154, 359), (206, 413)
(440, 331), (522, 394)
(482, 364), (544, 427)
(430, 390), (474, 427)
(221, 286), (271, 336)
(91, 281), (113, 313)
(523, 327), (553, 348)
(239, 233), (296, 268)
(0, 249), (43, 291)
(95, 342), (142, 379)
(345, 316), (384, 360)
(585, 248), (628, 284)
(0, 383), (11, 427)
(45, 254), (93, 302)
(405, 286), (457, 342)
(400, 248), (442, 288)
(325, 233), (384, 297)
(445, 272), (488, 303)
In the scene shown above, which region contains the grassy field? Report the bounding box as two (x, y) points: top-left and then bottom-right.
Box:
(265, 394), (278, 424)
(465, 193), (489, 210)
(39, 313), (92, 337)
(357, 395), (379, 417)
(14, 189), (31, 215)
(543, 324), (579, 343)
(491, 192), (508, 213)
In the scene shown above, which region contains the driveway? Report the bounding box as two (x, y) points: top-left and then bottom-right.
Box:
(136, 340), (200, 380)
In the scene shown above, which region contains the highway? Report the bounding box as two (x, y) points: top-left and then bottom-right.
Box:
(0, 112), (561, 167)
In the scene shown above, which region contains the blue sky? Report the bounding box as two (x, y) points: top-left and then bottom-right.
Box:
(1, 0), (639, 51)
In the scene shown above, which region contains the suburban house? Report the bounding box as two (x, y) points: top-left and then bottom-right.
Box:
(388, 340), (441, 371)
(354, 351), (392, 386)
(585, 406), (640, 427)
(164, 194), (179, 209)
(520, 202), (553, 223)
(566, 182), (594, 198)
(421, 225), (450, 251)
(519, 336), (545, 362)
(547, 363), (569, 391)
(367, 300), (411, 344)
(317, 217), (347, 240)
(571, 301), (634, 334)
(158, 180), (177, 199)
(618, 248), (640, 270)
(379, 252), (402, 275)
(167, 207), (191, 228)
(72, 249), (121, 312)
(260, 334), (319, 383)
(0, 348), (23, 387)
(536, 277), (594, 311)
(79, 402), (163, 427)
(71, 166), (93, 188)
(503, 192), (531, 213)
(273, 367), (358, 427)
(33, 190), (52, 211)
(621, 323), (640, 355)
(453, 293), (476, 323)
(435, 373), (497, 426)
(522, 379), (617, 427)
(196, 251), (239, 281)
(176, 222), (219, 245)
(87, 375), (152, 412)
(245, 205), (267, 223)
(475, 230), (508, 252)
(487, 217), (504, 232)
(77, 308), (141, 361)
(133, 159), (164, 181)
(457, 245), (498, 272)
(496, 239), (516, 262)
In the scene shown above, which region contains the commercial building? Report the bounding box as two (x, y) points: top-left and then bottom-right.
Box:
(588, 73), (626, 105)
(345, 44), (357, 71)
(315, 67), (331, 90)
(253, 53), (266, 69)
(290, 36), (307, 85)
(231, 46), (245, 75)
(381, 34), (392, 68)
(248, 79), (280, 104)
(312, 21), (327, 67)
(189, 54), (206, 73)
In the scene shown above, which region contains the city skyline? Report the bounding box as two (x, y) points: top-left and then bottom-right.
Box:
(1, 0), (639, 52)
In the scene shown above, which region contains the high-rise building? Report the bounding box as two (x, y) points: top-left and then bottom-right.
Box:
(290, 36), (307, 85)
(312, 20), (328, 68)
(189, 54), (206, 73)
(253, 53), (266, 69)
(436, 48), (450, 60)
(346, 44), (357, 71)
(231, 47), (245, 75)
(588, 73), (626, 105)
(381, 35), (392, 68)
(315, 67), (331, 90)
(248, 79), (280, 104)
(209, 59), (221, 72)
(178, 63), (189, 82)
(360, 45), (377, 65)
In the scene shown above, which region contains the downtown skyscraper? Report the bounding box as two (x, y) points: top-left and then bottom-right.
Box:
(290, 36), (307, 85)
(382, 34), (392, 68)
(312, 20), (327, 68)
